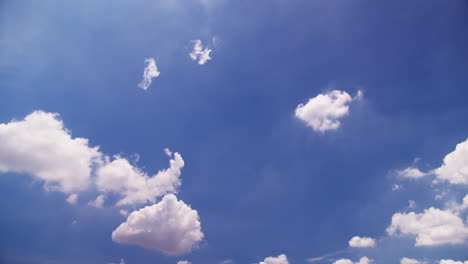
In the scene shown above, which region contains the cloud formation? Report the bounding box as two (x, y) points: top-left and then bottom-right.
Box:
(439, 260), (468, 264)
(348, 236), (376, 248)
(88, 194), (106, 208)
(387, 207), (468, 246)
(0, 111), (102, 193)
(333, 257), (372, 264)
(397, 167), (429, 179)
(259, 254), (289, 264)
(189, 40), (212, 65)
(295, 90), (362, 132)
(400, 258), (427, 264)
(112, 194), (204, 256)
(434, 138), (468, 184)
(96, 152), (184, 206)
(138, 58), (160, 90)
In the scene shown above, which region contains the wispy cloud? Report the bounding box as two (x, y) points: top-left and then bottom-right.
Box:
(138, 58), (160, 90)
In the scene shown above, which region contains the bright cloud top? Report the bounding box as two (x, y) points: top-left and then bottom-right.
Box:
(259, 254), (289, 264)
(333, 257), (372, 264)
(189, 40), (212, 65)
(400, 258), (427, 264)
(348, 236), (376, 248)
(295, 90), (362, 132)
(397, 167), (429, 179)
(96, 151), (184, 206)
(387, 207), (468, 246)
(439, 260), (468, 264)
(138, 58), (160, 90)
(434, 138), (468, 184)
(112, 194), (204, 256)
(0, 111), (102, 194)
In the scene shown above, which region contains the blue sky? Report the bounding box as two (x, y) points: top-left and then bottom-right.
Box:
(0, 0), (467, 264)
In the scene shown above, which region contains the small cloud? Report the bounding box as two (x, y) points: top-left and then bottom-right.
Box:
(177, 261), (192, 264)
(348, 236), (376, 248)
(119, 209), (129, 216)
(138, 58), (160, 90)
(397, 167), (429, 179)
(392, 184), (402, 191)
(189, 40), (212, 65)
(408, 200), (416, 208)
(66, 194), (78, 204)
(400, 257), (427, 264)
(219, 259), (234, 264)
(259, 254), (289, 264)
(333, 257), (372, 264)
(295, 90), (362, 133)
(88, 194), (106, 208)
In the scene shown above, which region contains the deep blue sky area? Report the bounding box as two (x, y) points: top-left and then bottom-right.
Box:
(0, 1), (467, 264)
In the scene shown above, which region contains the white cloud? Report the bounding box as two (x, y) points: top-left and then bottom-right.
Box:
(434, 138), (468, 184)
(409, 200), (416, 208)
(119, 209), (129, 216)
(387, 207), (468, 246)
(0, 111), (102, 194)
(295, 90), (362, 132)
(138, 58), (160, 90)
(96, 150), (184, 206)
(66, 193), (78, 204)
(348, 236), (376, 248)
(333, 257), (372, 264)
(219, 259), (234, 264)
(88, 194), (106, 208)
(189, 40), (212, 65)
(400, 257), (427, 264)
(177, 261), (192, 264)
(259, 254), (289, 264)
(397, 167), (429, 179)
(392, 184), (402, 191)
(439, 260), (468, 264)
(112, 194), (204, 256)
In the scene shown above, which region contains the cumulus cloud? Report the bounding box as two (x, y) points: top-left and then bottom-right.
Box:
(348, 236), (376, 248)
(400, 258), (427, 264)
(112, 194), (204, 256)
(392, 184), (402, 191)
(66, 194), (78, 204)
(0, 111), (102, 194)
(189, 40), (212, 65)
(96, 151), (184, 206)
(88, 194), (106, 208)
(387, 207), (468, 246)
(138, 58), (160, 90)
(434, 138), (468, 184)
(333, 257), (372, 264)
(439, 260), (468, 264)
(397, 167), (429, 179)
(295, 90), (362, 132)
(259, 254), (289, 264)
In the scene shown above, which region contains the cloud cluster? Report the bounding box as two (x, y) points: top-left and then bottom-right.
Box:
(387, 207), (468, 246)
(138, 58), (160, 90)
(333, 257), (372, 264)
(112, 194), (204, 256)
(434, 138), (468, 184)
(348, 236), (376, 248)
(96, 152), (184, 206)
(259, 254), (289, 264)
(295, 90), (362, 132)
(189, 40), (212, 65)
(0, 111), (102, 193)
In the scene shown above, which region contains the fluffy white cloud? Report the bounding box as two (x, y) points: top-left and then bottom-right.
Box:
(66, 194), (78, 204)
(138, 58), (160, 90)
(439, 260), (468, 264)
(189, 40), (212, 65)
(434, 138), (468, 184)
(96, 150), (184, 206)
(112, 194), (204, 256)
(259, 254), (289, 264)
(295, 90), (362, 132)
(387, 207), (468, 246)
(177, 261), (192, 264)
(348, 236), (376, 248)
(333, 257), (371, 264)
(0, 111), (102, 194)
(88, 194), (106, 208)
(392, 184), (402, 191)
(409, 200), (416, 208)
(400, 257), (427, 264)
(397, 167), (429, 179)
